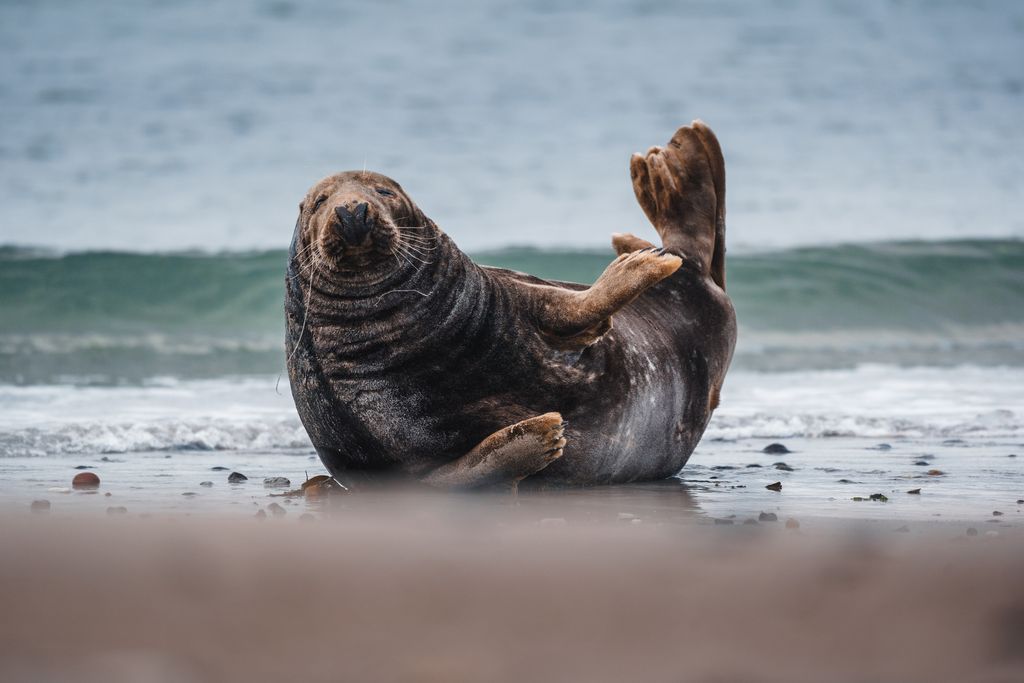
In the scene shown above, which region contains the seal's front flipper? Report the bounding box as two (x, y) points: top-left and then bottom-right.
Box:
(527, 247), (681, 343)
(421, 413), (566, 489)
(611, 232), (655, 255)
(630, 120), (726, 289)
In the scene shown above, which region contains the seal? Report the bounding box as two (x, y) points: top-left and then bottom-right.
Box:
(285, 121), (736, 488)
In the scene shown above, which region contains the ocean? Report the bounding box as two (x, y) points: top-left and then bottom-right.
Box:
(1, 0), (1022, 523)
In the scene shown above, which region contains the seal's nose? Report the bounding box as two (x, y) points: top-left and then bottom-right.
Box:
(334, 202), (373, 245)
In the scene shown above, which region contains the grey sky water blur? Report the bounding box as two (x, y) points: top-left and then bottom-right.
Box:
(1, 0), (1022, 252)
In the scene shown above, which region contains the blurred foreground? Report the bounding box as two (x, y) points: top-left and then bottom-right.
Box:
(2, 495), (1023, 683)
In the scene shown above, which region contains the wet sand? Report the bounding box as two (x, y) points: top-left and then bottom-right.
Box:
(2, 502), (1024, 683)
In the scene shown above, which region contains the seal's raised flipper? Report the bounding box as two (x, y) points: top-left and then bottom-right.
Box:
(421, 413), (566, 489)
(527, 247), (682, 344)
(630, 120), (726, 289)
(611, 232), (655, 256)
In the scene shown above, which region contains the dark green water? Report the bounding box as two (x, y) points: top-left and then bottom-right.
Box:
(2, 240), (1022, 383)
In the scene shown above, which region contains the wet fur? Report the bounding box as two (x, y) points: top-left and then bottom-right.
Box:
(286, 124), (736, 487)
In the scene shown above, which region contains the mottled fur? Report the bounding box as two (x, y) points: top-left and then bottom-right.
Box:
(286, 122), (736, 488)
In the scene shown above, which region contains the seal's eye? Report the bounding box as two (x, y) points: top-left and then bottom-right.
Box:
(310, 195), (327, 212)
(375, 188), (395, 197)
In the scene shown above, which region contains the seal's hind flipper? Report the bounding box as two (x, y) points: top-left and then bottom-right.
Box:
(421, 413), (566, 489)
(630, 120), (725, 289)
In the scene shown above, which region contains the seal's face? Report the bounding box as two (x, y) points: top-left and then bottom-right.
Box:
(298, 171), (430, 272)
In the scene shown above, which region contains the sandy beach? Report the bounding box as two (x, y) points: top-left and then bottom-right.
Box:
(3, 500), (1024, 683)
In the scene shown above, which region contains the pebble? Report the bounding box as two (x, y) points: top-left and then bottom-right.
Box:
(181, 492), (197, 497)
(869, 493), (889, 502)
(837, 478), (855, 484)
(926, 469), (945, 476)
(993, 510), (1004, 516)
(264, 477), (291, 488)
(907, 488), (921, 495)
(210, 466), (230, 471)
(966, 527), (978, 536)
(745, 463), (762, 468)
(106, 506), (128, 515)
(72, 472), (100, 489)
(913, 460), (929, 466)
(227, 471), (248, 483)
(765, 481), (782, 492)
(773, 462), (794, 472)
(30, 499), (50, 513)
(199, 481), (213, 487)
(1017, 500), (1023, 505)
(762, 443), (790, 455)
(73, 465), (91, 470)
(758, 512), (778, 522)
(267, 502), (287, 518)
(785, 518), (800, 530)
(872, 443), (892, 451)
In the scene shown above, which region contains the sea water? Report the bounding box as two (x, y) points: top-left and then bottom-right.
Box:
(1, 1), (1022, 525)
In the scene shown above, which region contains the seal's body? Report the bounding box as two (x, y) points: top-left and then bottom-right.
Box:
(286, 122), (736, 488)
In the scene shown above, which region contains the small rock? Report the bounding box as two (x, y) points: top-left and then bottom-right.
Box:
(199, 481), (213, 487)
(713, 518), (734, 525)
(869, 493), (889, 502)
(264, 477), (291, 488)
(73, 465), (91, 470)
(773, 462), (794, 471)
(181, 492), (197, 497)
(758, 511), (778, 522)
(785, 518), (800, 530)
(927, 469), (945, 476)
(1017, 499), (1023, 505)
(267, 502), (287, 518)
(762, 443), (790, 455)
(745, 463), (762, 468)
(106, 506), (128, 515)
(993, 510), (1004, 516)
(873, 443), (892, 451)
(913, 460), (930, 466)
(72, 472), (100, 489)
(227, 471), (248, 483)
(837, 478), (855, 484)
(894, 525), (910, 533)
(765, 481), (782, 492)
(254, 509), (267, 520)
(712, 465), (737, 470)
(1008, 454), (1017, 458)
(104, 492), (112, 497)
(211, 466), (230, 471)
(30, 499), (50, 513)
(907, 488), (921, 495)
(966, 527), (978, 536)
(539, 517), (567, 528)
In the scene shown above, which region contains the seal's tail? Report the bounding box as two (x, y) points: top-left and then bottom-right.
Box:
(629, 120), (727, 290)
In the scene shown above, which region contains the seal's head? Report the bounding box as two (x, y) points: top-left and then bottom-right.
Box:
(297, 171), (432, 271)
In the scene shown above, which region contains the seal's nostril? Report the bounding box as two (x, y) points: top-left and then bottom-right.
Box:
(354, 202), (368, 222)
